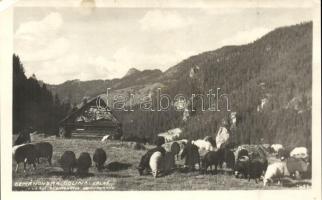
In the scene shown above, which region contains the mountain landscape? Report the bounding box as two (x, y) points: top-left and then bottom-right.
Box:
(47, 22), (312, 149)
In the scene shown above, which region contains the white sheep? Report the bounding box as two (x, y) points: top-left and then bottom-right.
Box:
(158, 128), (182, 143)
(263, 162), (290, 186)
(192, 139), (215, 152)
(271, 144), (284, 153)
(149, 151), (163, 178)
(290, 147), (308, 159)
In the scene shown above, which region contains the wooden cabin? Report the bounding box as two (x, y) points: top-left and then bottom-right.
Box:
(59, 95), (122, 139)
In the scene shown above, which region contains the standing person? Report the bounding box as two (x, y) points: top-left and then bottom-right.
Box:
(215, 119), (230, 149)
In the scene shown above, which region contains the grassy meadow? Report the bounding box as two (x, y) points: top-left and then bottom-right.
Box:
(12, 134), (311, 191)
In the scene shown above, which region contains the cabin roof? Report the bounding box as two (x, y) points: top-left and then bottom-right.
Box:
(59, 94), (120, 126)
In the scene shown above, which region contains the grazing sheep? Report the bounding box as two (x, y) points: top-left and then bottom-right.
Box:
(290, 147), (309, 159)
(271, 144), (284, 153)
(181, 141), (200, 171)
(170, 142), (180, 160)
(263, 162), (290, 186)
(201, 149), (225, 174)
(59, 151), (77, 174)
(161, 152), (176, 174)
(192, 139), (215, 152)
(286, 157), (310, 179)
(138, 146), (166, 175)
(34, 142), (53, 165)
(157, 128), (182, 143)
(13, 144), (37, 173)
(77, 152), (92, 174)
(235, 150), (268, 181)
(93, 148), (107, 171)
(149, 151), (163, 178)
(234, 156), (250, 178)
(276, 148), (290, 160)
(247, 158), (267, 183)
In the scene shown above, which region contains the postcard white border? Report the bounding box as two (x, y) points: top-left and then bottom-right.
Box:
(1, 1), (320, 200)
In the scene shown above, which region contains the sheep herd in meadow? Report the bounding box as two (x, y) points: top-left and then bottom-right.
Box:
(12, 131), (311, 187)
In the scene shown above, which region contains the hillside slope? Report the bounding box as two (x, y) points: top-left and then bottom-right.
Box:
(48, 69), (162, 104)
(49, 22), (312, 148)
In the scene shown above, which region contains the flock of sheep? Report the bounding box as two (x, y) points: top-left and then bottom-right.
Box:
(13, 141), (109, 175)
(136, 136), (311, 187)
(12, 132), (311, 188)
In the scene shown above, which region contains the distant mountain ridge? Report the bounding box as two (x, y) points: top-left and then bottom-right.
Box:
(49, 22), (312, 108)
(48, 68), (162, 104)
(124, 68), (140, 77)
(48, 22), (312, 148)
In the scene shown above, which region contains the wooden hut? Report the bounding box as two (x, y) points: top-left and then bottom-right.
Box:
(59, 95), (122, 139)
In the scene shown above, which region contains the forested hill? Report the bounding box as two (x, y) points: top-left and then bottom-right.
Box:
(46, 22), (312, 149)
(156, 21), (312, 149)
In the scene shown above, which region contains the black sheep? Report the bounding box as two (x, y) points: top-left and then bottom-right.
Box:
(234, 156), (250, 178)
(170, 142), (180, 160)
(138, 146), (166, 175)
(13, 144), (37, 173)
(248, 158), (266, 183)
(235, 155), (268, 183)
(59, 151), (77, 174)
(93, 148), (107, 171)
(34, 142), (53, 165)
(181, 141), (200, 171)
(201, 149), (224, 174)
(77, 152), (92, 174)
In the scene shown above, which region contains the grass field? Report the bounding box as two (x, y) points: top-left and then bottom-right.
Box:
(12, 134), (311, 191)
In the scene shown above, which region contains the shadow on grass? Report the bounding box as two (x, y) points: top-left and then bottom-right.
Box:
(105, 162), (132, 171)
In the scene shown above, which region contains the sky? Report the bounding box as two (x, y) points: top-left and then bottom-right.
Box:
(13, 1), (313, 84)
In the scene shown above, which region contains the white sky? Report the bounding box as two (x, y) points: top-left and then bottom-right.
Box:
(13, 2), (312, 84)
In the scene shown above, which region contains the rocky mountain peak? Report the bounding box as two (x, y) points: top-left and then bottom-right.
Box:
(124, 68), (140, 77)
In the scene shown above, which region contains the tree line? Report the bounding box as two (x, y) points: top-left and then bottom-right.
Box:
(13, 54), (71, 135)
